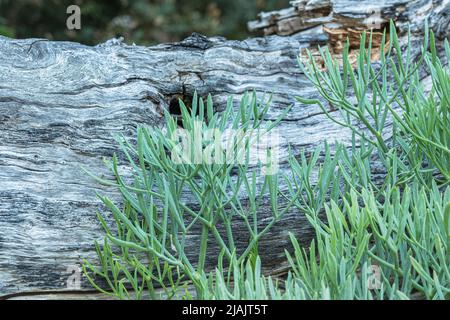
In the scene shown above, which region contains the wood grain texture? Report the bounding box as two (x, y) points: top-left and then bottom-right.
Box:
(0, 0), (448, 297)
(249, 0), (450, 39)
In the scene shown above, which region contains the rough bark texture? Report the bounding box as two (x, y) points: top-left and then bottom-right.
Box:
(0, 0), (448, 298)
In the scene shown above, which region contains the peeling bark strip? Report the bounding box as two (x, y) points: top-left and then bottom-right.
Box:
(0, 1), (448, 297)
(249, 0), (450, 40)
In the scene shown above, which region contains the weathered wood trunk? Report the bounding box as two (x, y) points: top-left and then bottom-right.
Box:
(0, 0), (448, 298)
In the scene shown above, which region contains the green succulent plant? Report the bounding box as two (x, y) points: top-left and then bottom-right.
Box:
(83, 23), (449, 300)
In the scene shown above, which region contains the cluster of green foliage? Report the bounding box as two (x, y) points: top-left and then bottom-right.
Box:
(0, 0), (288, 45)
(83, 23), (449, 300)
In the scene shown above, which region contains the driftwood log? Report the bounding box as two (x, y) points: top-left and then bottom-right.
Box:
(0, 0), (448, 298)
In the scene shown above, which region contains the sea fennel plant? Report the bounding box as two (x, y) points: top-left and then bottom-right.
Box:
(286, 22), (450, 299)
(83, 92), (293, 299)
(297, 21), (450, 184)
(285, 158), (450, 300)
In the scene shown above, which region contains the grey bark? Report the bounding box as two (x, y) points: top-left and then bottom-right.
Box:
(0, 0), (448, 298)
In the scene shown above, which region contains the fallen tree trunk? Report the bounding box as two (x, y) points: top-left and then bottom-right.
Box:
(0, 0), (448, 297)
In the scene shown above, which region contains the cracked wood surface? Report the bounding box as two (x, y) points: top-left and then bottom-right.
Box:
(0, 0), (448, 297)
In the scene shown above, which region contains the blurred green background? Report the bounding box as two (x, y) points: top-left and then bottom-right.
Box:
(0, 0), (289, 45)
